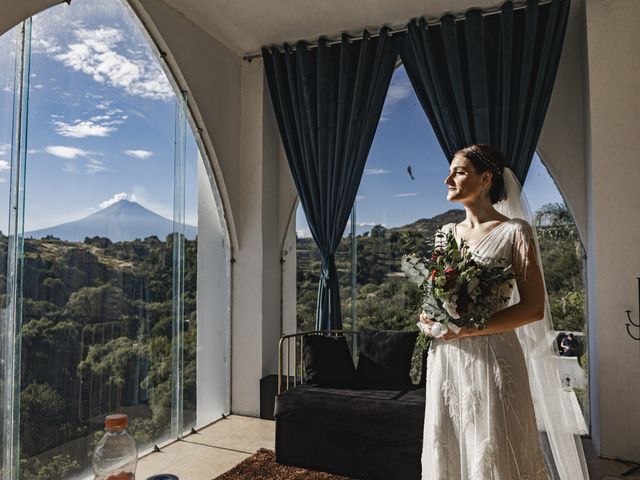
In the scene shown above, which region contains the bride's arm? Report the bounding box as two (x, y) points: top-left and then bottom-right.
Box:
(457, 238), (545, 339)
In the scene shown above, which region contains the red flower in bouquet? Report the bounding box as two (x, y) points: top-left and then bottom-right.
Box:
(444, 266), (458, 289)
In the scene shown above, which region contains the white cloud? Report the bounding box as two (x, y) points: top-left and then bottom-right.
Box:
(384, 77), (413, 109)
(90, 114), (111, 122)
(63, 163), (79, 174)
(355, 195), (367, 202)
(31, 36), (61, 55)
(364, 168), (390, 175)
(0, 144), (10, 156)
(395, 192), (420, 197)
(358, 222), (387, 228)
(86, 159), (108, 174)
(46, 145), (93, 159)
(296, 228), (312, 238)
(0, 160), (10, 171)
(124, 149), (153, 160)
(100, 192), (137, 209)
(53, 119), (117, 138)
(380, 76), (413, 122)
(53, 27), (173, 100)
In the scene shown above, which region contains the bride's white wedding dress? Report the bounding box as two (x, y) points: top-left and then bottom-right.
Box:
(421, 218), (550, 480)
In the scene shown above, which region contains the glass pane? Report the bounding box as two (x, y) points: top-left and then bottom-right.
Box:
(525, 157), (589, 433)
(295, 205), (353, 333)
(19, 0), (182, 476)
(0, 23), (21, 479)
(182, 119), (198, 433)
(295, 205), (320, 332)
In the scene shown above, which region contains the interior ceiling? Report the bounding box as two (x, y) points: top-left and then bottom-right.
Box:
(161, 0), (503, 54)
(161, 0), (583, 57)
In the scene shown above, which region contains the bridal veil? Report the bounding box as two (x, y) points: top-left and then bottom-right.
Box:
(495, 167), (590, 479)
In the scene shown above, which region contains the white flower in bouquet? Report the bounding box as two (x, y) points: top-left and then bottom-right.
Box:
(430, 322), (449, 338)
(442, 296), (460, 319)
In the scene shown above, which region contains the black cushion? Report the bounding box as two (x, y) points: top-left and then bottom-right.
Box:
(303, 334), (356, 387)
(355, 328), (418, 386)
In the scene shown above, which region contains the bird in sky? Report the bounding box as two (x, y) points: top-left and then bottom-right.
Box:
(407, 165), (415, 180)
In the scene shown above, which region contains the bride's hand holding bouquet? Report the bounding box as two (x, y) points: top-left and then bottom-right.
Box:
(418, 310), (462, 341)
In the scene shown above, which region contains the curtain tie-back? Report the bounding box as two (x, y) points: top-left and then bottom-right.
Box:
(319, 254), (337, 289)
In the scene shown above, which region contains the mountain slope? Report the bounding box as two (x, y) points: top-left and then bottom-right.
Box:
(26, 200), (197, 242)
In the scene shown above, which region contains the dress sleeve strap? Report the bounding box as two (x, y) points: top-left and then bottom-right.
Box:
(511, 220), (536, 282)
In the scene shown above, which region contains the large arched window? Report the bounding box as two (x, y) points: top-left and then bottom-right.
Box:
(292, 63), (589, 426)
(0, 0), (231, 477)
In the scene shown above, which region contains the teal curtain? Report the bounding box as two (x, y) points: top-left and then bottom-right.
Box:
(400, 0), (570, 183)
(262, 29), (400, 330)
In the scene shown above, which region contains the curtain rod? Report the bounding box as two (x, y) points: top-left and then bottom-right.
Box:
(242, 0), (552, 62)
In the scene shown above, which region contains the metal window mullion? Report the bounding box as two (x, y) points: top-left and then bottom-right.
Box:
(171, 91), (187, 440)
(350, 205), (357, 359)
(3, 18), (32, 480)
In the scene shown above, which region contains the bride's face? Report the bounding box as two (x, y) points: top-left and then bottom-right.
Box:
(444, 154), (491, 204)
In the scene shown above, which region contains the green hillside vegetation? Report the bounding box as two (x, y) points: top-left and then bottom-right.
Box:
(0, 233), (197, 479)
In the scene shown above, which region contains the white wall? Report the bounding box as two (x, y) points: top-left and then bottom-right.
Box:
(197, 152), (232, 424)
(582, 0), (640, 460)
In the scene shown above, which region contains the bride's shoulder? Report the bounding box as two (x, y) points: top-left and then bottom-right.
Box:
(506, 217), (535, 240)
(507, 217), (533, 230)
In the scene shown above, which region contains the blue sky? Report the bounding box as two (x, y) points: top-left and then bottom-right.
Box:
(296, 66), (564, 237)
(0, 0), (563, 237)
(0, 0), (198, 233)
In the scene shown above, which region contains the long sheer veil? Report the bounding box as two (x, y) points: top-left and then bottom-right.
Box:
(495, 167), (590, 479)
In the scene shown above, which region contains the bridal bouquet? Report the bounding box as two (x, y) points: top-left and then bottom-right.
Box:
(401, 229), (515, 342)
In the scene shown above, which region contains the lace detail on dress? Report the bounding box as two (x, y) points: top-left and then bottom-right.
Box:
(441, 379), (460, 424)
(473, 438), (498, 479)
(493, 357), (516, 404)
(432, 421), (450, 480)
(461, 389), (482, 425)
(464, 336), (487, 369)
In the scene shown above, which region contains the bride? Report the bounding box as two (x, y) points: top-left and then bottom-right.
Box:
(419, 144), (589, 479)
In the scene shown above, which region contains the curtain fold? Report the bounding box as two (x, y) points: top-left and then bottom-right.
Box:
(400, 0), (570, 183)
(262, 29), (400, 330)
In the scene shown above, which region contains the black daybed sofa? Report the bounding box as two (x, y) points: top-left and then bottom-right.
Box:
(274, 328), (428, 480)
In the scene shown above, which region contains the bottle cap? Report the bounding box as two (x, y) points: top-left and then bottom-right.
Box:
(105, 413), (129, 431)
(146, 476), (179, 480)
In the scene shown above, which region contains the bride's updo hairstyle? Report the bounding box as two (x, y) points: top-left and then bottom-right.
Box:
(455, 144), (507, 204)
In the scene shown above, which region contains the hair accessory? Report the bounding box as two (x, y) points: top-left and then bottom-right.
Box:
(472, 148), (502, 176)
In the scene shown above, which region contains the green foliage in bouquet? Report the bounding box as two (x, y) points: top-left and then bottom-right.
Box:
(401, 230), (516, 337)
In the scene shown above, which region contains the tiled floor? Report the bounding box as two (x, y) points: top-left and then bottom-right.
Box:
(136, 415), (640, 480)
(582, 436), (640, 479)
(135, 415), (276, 480)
